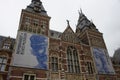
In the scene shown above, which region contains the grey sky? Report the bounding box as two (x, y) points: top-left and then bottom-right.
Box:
(0, 0), (120, 56)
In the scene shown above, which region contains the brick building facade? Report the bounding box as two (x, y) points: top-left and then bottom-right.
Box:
(0, 0), (117, 80)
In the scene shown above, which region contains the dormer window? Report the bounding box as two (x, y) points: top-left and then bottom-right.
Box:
(35, 2), (40, 5)
(34, 6), (40, 12)
(51, 32), (54, 36)
(3, 43), (10, 49)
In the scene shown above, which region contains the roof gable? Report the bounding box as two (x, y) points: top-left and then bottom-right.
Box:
(63, 24), (74, 35)
(61, 22), (80, 43)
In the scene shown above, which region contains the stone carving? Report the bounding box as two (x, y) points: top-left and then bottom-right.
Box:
(91, 37), (104, 48)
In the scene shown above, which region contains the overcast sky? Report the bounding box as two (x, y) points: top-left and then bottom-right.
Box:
(0, 0), (120, 56)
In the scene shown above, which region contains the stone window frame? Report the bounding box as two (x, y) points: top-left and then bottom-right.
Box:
(23, 73), (36, 80)
(67, 46), (80, 73)
(86, 61), (93, 74)
(51, 57), (58, 72)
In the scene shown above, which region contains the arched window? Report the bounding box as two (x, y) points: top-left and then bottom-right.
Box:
(67, 46), (80, 73)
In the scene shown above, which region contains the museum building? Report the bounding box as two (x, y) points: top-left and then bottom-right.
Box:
(0, 0), (117, 80)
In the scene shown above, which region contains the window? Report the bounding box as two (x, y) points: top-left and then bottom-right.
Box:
(24, 17), (40, 33)
(3, 43), (10, 49)
(25, 17), (31, 23)
(67, 48), (74, 73)
(86, 62), (93, 74)
(51, 57), (58, 71)
(0, 57), (7, 71)
(23, 74), (36, 80)
(40, 21), (47, 29)
(51, 32), (54, 36)
(33, 19), (39, 27)
(74, 51), (80, 73)
(40, 21), (47, 35)
(32, 28), (36, 33)
(67, 46), (80, 73)
(37, 28), (41, 34)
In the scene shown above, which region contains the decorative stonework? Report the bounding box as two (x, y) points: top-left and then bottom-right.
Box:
(51, 73), (59, 80)
(90, 37), (105, 48)
(84, 49), (90, 56)
(66, 74), (83, 80)
(49, 43), (60, 51)
(62, 32), (75, 43)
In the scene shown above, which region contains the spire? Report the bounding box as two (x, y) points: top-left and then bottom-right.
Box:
(80, 8), (82, 14)
(76, 9), (98, 32)
(78, 8), (87, 22)
(76, 8), (92, 30)
(67, 20), (70, 26)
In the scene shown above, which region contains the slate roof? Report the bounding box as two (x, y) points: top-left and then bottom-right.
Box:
(49, 30), (62, 39)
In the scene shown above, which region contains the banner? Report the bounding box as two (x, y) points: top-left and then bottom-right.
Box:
(93, 47), (115, 74)
(12, 31), (48, 70)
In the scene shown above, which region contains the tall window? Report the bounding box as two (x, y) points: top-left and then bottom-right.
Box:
(24, 17), (31, 31)
(40, 20), (47, 34)
(67, 46), (80, 73)
(23, 74), (36, 80)
(86, 62), (93, 74)
(0, 57), (7, 71)
(51, 57), (58, 71)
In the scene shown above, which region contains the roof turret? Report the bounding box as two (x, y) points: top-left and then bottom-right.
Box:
(32, 0), (40, 2)
(78, 9), (88, 22)
(76, 9), (98, 32)
(25, 0), (48, 16)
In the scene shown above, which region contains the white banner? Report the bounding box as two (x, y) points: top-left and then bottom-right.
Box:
(12, 31), (48, 70)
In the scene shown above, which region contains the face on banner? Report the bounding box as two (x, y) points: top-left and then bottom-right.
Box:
(13, 31), (48, 70)
(30, 34), (48, 69)
(93, 48), (115, 74)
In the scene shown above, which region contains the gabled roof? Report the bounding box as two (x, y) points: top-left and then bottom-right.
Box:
(62, 20), (74, 34)
(60, 20), (82, 43)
